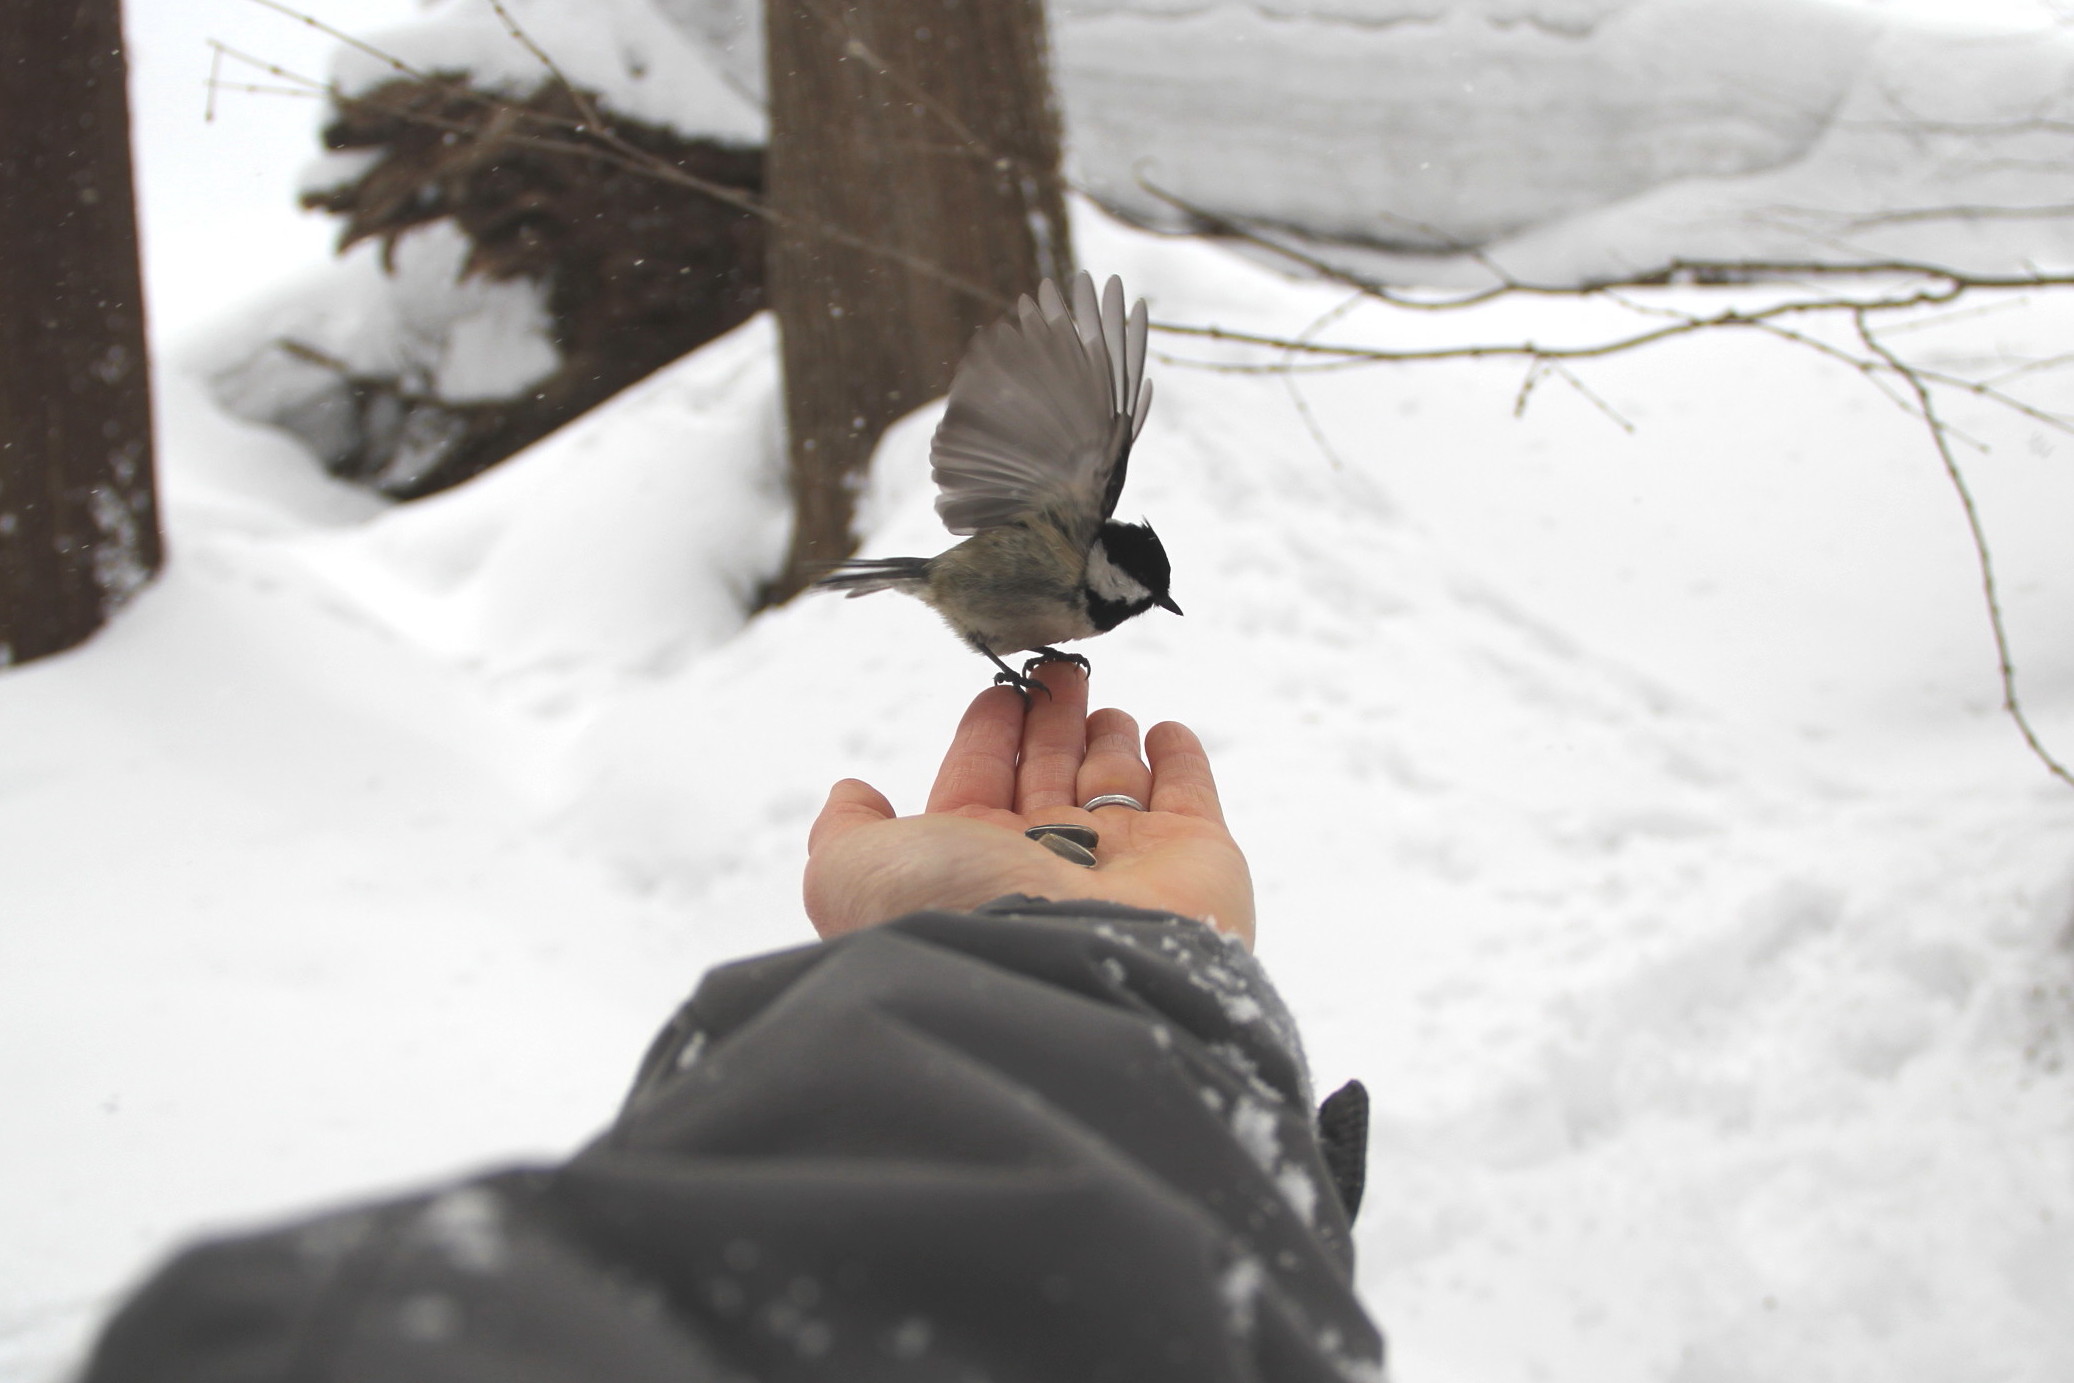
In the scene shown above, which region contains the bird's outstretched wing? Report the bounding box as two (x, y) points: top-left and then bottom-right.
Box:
(930, 272), (1153, 541)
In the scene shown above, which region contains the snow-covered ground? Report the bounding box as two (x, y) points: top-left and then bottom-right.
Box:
(5, 1), (2074, 1379)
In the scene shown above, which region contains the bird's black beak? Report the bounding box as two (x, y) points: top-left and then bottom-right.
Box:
(1157, 594), (1183, 616)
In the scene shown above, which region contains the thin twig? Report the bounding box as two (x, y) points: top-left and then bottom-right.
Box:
(1154, 290), (1931, 369)
(1136, 178), (1521, 310)
(1985, 351), (2074, 386)
(1858, 311), (2074, 787)
(1836, 115), (2074, 136)
(207, 39), (333, 91)
(247, 0), (431, 83)
(482, 0), (613, 138)
(1280, 292), (1368, 469)
(207, 81), (325, 100)
(1867, 296), (2033, 336)
(1844, 203), (2074, 228)
(1546, 361), (1635, 433)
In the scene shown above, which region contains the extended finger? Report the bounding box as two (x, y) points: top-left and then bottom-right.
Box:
(1076, 708), (1153, 815)
(808, 777), (896, 855)
(1014, 661), (1091, 816)
(925, 686), (1026, 814)
(1145, 721), (1226, 824)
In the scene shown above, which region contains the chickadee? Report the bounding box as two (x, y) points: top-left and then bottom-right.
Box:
(815, 272), (1181, 694)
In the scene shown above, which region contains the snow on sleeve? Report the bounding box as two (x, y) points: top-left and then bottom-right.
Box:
(1218, 1252), (1267, 1340)
(412, 1187), (510, 1275)
(1231, 1093), (1326, 1227)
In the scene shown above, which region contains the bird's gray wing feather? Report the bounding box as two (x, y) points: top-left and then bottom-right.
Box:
(931, 271), (1153, 538)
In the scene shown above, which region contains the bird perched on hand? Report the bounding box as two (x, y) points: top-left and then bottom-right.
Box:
(815, 271), (1180, 695)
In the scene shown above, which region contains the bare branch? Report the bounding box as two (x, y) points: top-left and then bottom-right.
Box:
(1152, 284), (1965, 370)
(481, 0), (613, 139)
(1135, 177), (1523, 310)
(1544, 361), (1635, 433)
(206, 81), (325, 100)
(1280, 292), (1368, 470)
(246, 0), (430, 84)
(207, 39), (333, 92)
(1855, 311), (2074, 788)
(1843, 202), (2074, 228)
(1984, 351), (2074, 386)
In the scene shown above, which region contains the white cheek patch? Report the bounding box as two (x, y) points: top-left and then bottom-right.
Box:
(1087, 543), (1153, 605)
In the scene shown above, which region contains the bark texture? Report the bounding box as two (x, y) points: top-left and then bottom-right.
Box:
(763, 0), (1072, 603)
(0, 0), (162, 666)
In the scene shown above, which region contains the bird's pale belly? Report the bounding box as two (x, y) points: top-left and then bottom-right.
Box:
(923, 525), (1099, 655)
(957, 602), (1100, 656)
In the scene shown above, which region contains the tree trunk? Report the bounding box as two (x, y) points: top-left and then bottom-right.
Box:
(0, 0), (162, 668)
(762, 0), (1072, 604)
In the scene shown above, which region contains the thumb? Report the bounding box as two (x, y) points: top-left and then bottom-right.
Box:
(808, 778), (896, 855)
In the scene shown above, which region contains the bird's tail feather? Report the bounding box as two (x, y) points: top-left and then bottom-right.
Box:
(812, 556), (931, 598)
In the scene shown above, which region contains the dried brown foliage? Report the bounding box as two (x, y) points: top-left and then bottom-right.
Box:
(295, 77), (765, 498)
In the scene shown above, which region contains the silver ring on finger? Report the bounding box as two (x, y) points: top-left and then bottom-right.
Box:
(1081, 793), (1147, 813)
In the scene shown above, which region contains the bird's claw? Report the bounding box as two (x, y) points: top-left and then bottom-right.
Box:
(1022, 649), (1092, 680)
(991, 668), (1050, 702)
(981, 646), (1086, 702)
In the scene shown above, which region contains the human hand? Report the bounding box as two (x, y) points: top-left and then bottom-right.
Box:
(805, 663), (1254, 947)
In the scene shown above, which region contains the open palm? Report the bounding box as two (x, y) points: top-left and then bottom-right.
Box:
(805, 663), (1254, 947)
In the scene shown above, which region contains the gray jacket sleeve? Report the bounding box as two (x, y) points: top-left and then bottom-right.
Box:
(82, 899), (1383, 1383)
